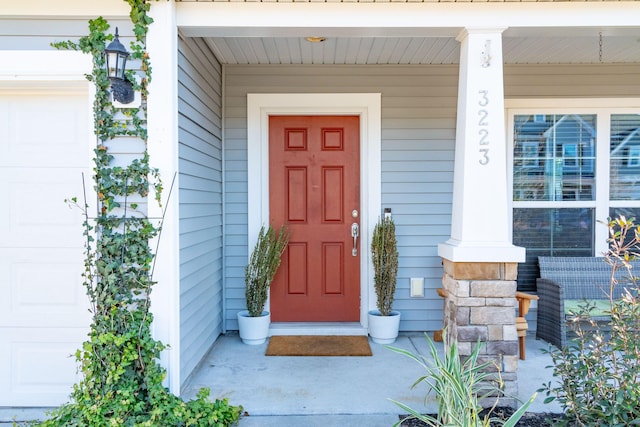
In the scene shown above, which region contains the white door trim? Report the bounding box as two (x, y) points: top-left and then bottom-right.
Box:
(247, 93), (381, 329)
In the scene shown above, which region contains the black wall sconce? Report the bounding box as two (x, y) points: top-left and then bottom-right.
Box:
(104, 28), (134, 104)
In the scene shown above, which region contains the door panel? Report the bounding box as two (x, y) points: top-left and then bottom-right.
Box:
(269, 116), (360, 322)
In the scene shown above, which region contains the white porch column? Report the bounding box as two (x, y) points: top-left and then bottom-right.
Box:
(147, 1), (180, 393)
(438, 28), (525, 407)
(438, 28), (524, 263)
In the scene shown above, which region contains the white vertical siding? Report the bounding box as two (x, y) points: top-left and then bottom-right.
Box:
(224, 65), (459, 331)
(178, 36), (224, 385)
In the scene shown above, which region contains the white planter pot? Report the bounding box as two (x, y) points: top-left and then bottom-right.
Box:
(368, 310), (401, 344)
(237, 310), (270, 345)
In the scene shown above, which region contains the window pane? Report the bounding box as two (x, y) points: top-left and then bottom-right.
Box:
(513, 208), (594, 291)
(513, 114), (596, 201)
(610, 114), (640, 200)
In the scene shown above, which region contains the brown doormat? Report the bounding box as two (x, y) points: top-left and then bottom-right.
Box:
(265, 335), (372, 356)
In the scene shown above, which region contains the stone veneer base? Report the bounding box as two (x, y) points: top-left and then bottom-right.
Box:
(441, 259), (519, 407)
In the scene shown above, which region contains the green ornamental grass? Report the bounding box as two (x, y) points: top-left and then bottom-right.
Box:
(388, 334), (535, 427)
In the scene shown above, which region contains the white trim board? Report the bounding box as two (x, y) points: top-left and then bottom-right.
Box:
(0, 51), (91, 83)
(247, 93), (382, 330)
(177, 2), (640, 38)
(2, 0), (128, 17)
(147, 1), (180, 393)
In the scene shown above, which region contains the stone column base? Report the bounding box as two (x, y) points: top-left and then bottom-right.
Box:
(441, 259), (519, 407)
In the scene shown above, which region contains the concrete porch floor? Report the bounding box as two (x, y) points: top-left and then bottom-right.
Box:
(180, 332), (562, 426)
(0, 332), (562, 426)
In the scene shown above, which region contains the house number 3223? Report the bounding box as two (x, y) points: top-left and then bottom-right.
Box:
(478, 90), (489, 165)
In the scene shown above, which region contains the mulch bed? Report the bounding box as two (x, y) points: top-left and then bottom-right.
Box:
(399, 407), (568, 427)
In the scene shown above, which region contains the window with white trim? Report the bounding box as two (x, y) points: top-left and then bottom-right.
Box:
(508, 103), (640, 291)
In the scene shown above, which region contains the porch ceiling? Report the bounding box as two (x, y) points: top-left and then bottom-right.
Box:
(200, 30), (640, 65)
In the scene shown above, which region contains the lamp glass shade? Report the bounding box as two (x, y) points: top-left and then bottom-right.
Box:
(103, 28), (135, 105)
(106, 51), (127, 80)
(104, 29), (129, 80)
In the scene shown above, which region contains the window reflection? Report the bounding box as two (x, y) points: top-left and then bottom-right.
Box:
(513, 114), (596, 202)
(610, 115), (640, 200)
(513, 208), (593, 291)
(512, 111), (640, 291)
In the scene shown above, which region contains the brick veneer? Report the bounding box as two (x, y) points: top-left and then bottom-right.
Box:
(441, 259), (519, 406)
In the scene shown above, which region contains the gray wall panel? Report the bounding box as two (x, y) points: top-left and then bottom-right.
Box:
(177, 36), (224, 388)
(224, 64), (457, 332)
(222, 62), (640, 332)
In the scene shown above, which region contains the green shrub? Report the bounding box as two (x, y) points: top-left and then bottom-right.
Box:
(540, 216), (640, 426)
(245, 224), (290, 317)
(371, 216), (399, 316)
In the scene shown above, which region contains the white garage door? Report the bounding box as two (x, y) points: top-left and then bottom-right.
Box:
(0, 90), (92, 406)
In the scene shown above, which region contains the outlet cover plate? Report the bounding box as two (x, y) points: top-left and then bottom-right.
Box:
(410, 277), (424, 298)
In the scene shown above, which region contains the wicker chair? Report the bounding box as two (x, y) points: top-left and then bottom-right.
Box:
(536, 256), (639, 348)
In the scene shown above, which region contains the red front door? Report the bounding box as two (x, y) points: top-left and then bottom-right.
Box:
(269, 116), (360, 322)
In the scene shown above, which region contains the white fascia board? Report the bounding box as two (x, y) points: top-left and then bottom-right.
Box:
(1, 0), (128, 18)
(177, 2), (640, 37)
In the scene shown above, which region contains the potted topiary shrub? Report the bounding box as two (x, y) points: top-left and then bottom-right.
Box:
(237, 224), (289, 345)
(368, 215), (400, 344)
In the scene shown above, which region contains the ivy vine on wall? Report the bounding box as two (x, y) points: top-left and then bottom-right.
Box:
(37, 1), (242, 426)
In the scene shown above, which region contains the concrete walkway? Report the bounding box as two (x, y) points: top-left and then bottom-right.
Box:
(1, 332), (561, 426)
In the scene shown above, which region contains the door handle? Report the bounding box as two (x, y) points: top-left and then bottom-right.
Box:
(351, 222), (359, 256)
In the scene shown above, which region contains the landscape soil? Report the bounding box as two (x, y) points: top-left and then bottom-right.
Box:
(399, 407), (568, 427)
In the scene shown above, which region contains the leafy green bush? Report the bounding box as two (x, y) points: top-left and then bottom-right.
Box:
(540, 216), (640, 426)
(388, 334), (534, 427)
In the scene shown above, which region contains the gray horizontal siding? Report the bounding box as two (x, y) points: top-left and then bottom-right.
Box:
(223, 62), (640, 333)
(504, 64), (640, 97)
(224, 64), (458, 332)
(178, 36), (224, 388)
